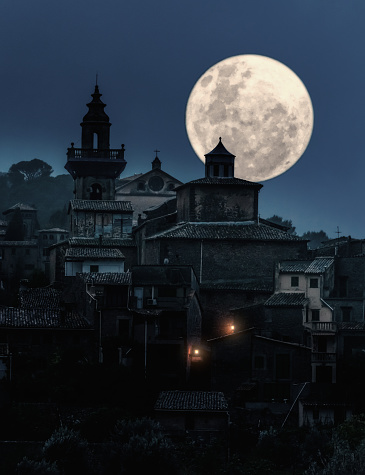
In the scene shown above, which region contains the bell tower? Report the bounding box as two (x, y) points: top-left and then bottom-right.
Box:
(65, 84), (127, 200)
(205, 137), (235, 178)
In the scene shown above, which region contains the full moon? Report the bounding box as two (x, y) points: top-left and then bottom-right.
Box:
(185, 55), (313, 182)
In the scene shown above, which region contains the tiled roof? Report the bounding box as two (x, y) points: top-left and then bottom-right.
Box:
(147, 222), (305, 241)
(279, 261), (312, 273)
(154, 391), (228, 411)
(181, 177), (262, 187)
(280, 258), (334, 274)
(65, 248), (124, 259)
(69, 237), (136, 247)
(337, 322), (365, 331)
(0, 308), (91, 329)
(0, 241), (37, 247)
(200, 280), (273, 291)
(19, 288), (61, 309)
(38, 228), (68, 233)
(205, 138), (235, 157)
(3, 203), (37, 214)
(80, 272), (132, 285)
(265, 292), (308, 307)
(305, 257), (334, 274)
(70, 199), (133, 212)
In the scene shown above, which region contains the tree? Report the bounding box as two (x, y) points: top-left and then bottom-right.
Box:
(266, 215), (296, 234)
(301, 230), (329, 250)
(9, 159), (53, 182)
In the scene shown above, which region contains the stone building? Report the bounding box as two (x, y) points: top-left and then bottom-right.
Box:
(115, 152), (182, 224)
(135, 138), (308, 338)
(3, 203), (39, 240)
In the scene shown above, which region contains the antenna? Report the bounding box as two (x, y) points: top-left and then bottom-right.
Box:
(96, 72), (98, 85)
(336, 226), (341, 240)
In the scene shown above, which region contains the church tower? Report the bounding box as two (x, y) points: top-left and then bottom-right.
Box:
(65, 84), (127, 200)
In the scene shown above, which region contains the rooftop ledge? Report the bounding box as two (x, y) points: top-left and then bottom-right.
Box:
(66, 146), (125, 161)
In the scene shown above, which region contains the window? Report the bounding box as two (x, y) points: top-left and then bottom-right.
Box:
(276, 354), (290, 379)
(11, 248), (16, 255)
(339, 276), (348, 297)
(310, 278), (318, 288)
(341, 307), (352, 322)
(137, 182), (145, 191)
(291, 276), (299, 287)
(318, 336), (327, 352)
(312, 309), (320, 321)
(43, 235), (48, 240)
(49, 234), (54, 240)
(213, 164), (220, 176)
(158, 286), (177, 298)
(90, 265), (99, 273)
(25, 248), (30, 255)
(90, 183), (102, 200)
(254, 355), (265, 370)
(60, 234), (64, 240)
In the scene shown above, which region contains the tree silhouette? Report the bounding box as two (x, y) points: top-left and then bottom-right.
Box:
(9, 159), (53, 182)
(266, 215), (297, 234)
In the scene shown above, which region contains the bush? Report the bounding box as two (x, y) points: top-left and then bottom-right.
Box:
(42, 427), (90, 475)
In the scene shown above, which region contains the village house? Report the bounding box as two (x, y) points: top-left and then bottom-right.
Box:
(154, 390), (229, 444)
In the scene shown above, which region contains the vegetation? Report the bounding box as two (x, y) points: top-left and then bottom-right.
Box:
(9, 417), (365, 475)
(0, 159), (72, 230)
(301, 230), (330, 250)
(266, 214), (297, 235)
(266, 215), (330, 249)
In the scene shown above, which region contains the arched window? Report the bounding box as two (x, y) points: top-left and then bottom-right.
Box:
(93, 132), (98, 149)
(137, 182), (146, 191)
(90, 183), (102, 200)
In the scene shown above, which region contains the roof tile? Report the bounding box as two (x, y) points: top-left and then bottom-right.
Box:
(147, 222), (305, 241)
(79, 272), (132, 285)
(265, 292), (308, 307)
(65, 248), (124, 259)
(154, 391), (228, 411)
(70, 199), (133, 212)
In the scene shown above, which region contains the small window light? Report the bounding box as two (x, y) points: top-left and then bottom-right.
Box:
(231, 325), (235, 332)
(194, 349), (199, 355)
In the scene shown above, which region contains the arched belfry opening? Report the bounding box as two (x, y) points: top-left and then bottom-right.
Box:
(93, 132), (99, 150)
(90, 183), (102, 200)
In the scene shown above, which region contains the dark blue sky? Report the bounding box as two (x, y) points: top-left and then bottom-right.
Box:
(1, 0), (364, 237)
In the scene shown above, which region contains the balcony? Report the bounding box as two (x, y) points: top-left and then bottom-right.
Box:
(65, 146), (126, 178)
(311, 352), (337, 363)
(66, 147), (125, 161)
(304, 322), (337, 333)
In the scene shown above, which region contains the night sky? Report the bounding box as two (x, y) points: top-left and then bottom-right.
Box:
(1, 0), (364, 237)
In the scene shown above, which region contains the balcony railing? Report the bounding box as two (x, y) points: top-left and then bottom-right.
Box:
(312, 352), (337, 363)
(304, 322), (337, 333)
(67, 147), (125, 161)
